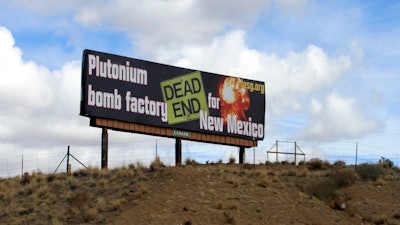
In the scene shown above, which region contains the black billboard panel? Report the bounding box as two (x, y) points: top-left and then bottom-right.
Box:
(80, 50), (266, 140)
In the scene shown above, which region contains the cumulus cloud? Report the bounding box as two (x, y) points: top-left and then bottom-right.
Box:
(0, 20), (381, 152)
(155, 29), (380, 139)
(299, 93), (381, 139)
(0, 26), (97, 148)
(4, 0), (83, 16)
(73, 0), (269, 53)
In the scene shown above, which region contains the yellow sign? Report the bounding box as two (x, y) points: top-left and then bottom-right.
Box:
(161, 71), (208, 124)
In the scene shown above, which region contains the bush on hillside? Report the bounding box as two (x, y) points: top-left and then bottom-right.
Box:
(150, 156), (165, 171)
(333, 160), (346, 168)
(330, 168), (358, 188)
(356, 163), (383, 181)
(307, 158), (326, 170)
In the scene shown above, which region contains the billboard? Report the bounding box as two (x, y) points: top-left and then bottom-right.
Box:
(80, 50), (265, 140)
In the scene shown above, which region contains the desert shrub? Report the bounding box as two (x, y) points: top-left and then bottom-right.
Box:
(228, 157), (236, 164)
(306, 168), (356, 200)
(185, 158), (199, 165)
(150, 156), (165, 171)
(297, 167), (310, 177)
(46, 174), (56, 183)
(273, 161), (281, 166)
(20, 172), (31, 185)
(134, 162), (146, 177)
(307, 158), (326, 170)
(330, 168), (358, 188)
(73, 168), (92, 177)
(257, 174), (271, 188)
(112, 167), (135, 179)
(134, 182), (148, 198)
(306, 178), (337, 200)
(85, 166), (104, 178)
(67, 176), (79, 190)
(356, 163), (383, 181)
(280, 160), (290, 165)
(323, 160), (332, 168)
(378, 157), (393, 168)
(333, 160), (346, 168)
(392, 166), (400, 174)
(227, 176), (241, 188)
(298, 160), (307, 166)
(128, 163), (136, 169)
(282, 169), (297, 176)
(32, 171), (46, 183)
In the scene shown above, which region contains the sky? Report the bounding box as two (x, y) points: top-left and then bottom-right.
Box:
(1, 0), (400, 176)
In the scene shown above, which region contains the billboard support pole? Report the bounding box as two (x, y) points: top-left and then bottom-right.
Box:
(239, 147), (245, 164)
(175, 138), (182, 165)
(101, 128), (108, 169)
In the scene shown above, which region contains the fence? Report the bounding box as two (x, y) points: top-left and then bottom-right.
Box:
(0, 137), (398, 178)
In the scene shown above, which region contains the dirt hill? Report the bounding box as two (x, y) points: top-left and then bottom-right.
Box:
(1, 159), (400, 225)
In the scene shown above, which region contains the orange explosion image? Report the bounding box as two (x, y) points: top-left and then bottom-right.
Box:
(218, 77), (250, 124)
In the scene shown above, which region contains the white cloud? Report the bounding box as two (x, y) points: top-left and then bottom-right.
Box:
(154, 30), (352, 111)
(0, 27), (53, 110)
(0, 22), (381, 151)
(153, 29), (380, 138)
(73, 0), (270, 54)
(0, 26), (97, 148)
(5, 0), (83, 16)
(300, 93), (381, 139)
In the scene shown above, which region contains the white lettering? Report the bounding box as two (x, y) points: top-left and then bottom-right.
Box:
(227, 114), (264, 139)
(199, 110), (223, 132)
(87, 54), (148, 85)
(88, 84), (121, 110)
(125, 91), (168, 123)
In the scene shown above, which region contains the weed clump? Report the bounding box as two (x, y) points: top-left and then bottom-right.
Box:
(356, 163), (383, 181)
(307, 158), (327, 170)
(330, 168), (358, 188)
(307, 167), (358, 200)
(185, 158), (199, 165)
(333, 160), (346, 168)
(150, 156), (165, 171)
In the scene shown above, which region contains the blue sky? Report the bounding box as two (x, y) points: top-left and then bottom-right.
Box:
(0, 0), (399, 176)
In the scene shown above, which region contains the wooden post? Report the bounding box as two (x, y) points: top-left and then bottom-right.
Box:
(68, 164), (72, 175)
(101, 128), (108, 169)
(239, 146), (245, 164)
(175, 138), (182, 166)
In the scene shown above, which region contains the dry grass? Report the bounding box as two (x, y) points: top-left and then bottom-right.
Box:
(0, 159), (399, 224)
(0, 166), (141, 224)
(258, 172), (271, 188)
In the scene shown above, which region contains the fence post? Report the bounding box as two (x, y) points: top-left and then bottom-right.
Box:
(66, 146), (70, 174)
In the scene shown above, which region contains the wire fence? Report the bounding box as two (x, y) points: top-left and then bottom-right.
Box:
(1, 137), (399, 178)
